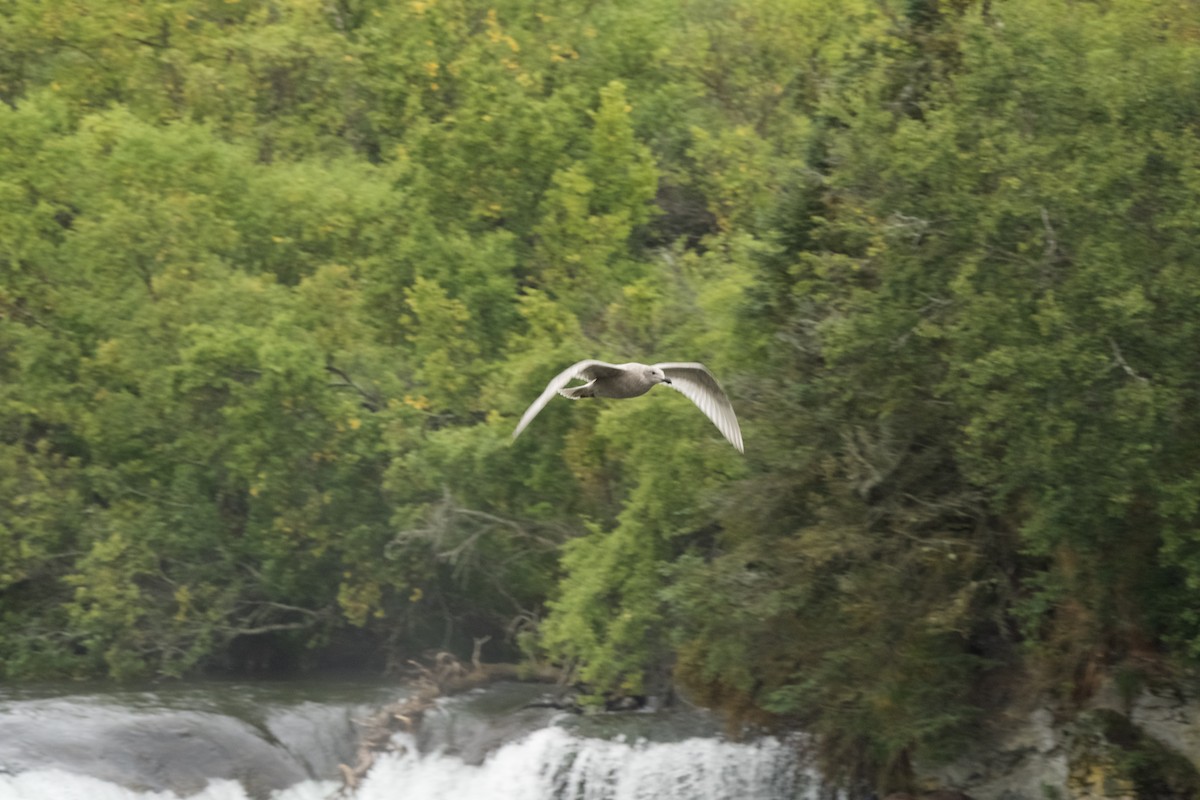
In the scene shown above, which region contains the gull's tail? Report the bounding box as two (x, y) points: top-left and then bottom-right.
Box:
(558, 382), (595, 400)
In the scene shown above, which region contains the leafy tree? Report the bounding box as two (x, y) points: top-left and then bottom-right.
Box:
(8, 0), (1200, 794)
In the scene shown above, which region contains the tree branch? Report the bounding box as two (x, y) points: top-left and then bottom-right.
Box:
(326, 363), (382, 411)
(1109, 337), (1149, 383)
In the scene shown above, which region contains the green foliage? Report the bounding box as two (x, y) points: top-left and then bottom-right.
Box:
(532, 80), (659, 318)
(7, 0), (1200, 793)
(814, 0), (1200, 674)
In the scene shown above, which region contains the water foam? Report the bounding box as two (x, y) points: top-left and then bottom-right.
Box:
(2, 726), (806, 800)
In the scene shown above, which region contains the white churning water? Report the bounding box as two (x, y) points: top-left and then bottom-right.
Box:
(2, 726), (808, 800)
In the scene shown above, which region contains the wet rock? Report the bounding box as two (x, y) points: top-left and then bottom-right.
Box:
(917, 706), (1068, 800)
(100, 712), (308, 798)
(916, 676), (1200, 800)
(0, 705), (307, 799)
(1129, 685), (1200, 773)
(1067, 709), (1200, 800)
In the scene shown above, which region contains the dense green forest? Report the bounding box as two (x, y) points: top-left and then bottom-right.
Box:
(5, 0), (1200, 790)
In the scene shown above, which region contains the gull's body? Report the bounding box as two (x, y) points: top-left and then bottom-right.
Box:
(513, 360), (744, 453)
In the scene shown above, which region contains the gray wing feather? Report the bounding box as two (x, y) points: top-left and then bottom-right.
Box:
(655, 362), (744, 453)
(512, 360), (623, 440)
(575, 362), (627, 381)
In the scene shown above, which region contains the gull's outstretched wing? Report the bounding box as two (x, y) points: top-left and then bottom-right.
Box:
(512, 360), (625, 441)
(655, 362), (744, 453)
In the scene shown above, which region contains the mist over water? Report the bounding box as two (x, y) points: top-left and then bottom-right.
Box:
(0, 682), (810, 800)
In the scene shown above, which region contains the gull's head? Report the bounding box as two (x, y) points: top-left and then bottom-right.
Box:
(647, 366), (670, 385)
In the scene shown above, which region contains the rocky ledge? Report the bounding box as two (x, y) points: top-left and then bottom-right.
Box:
(915, 674), (1200, 800)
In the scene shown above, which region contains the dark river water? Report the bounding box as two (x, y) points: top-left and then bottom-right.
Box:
(0, 680), (811, 799)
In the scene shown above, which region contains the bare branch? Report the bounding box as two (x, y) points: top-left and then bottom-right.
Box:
(393, 488), (567, 563)
(471, 635), (491, 672)
(220, 620), (314, 636)
(222, 601), (330, 637)
(1109, 337), (1149, 384)
(1040, 206), (1059, 261)
(326, 363), (382, 411)
(255, 601), (326, 617)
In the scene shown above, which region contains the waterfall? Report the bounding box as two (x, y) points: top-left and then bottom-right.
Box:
(0, 683), (812, 800)
(353, 727), (807, 800)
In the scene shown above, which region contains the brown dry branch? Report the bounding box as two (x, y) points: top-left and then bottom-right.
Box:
(335, 650), (563, 795)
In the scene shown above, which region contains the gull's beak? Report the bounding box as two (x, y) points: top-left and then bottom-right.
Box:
(662, 377), (672, 385)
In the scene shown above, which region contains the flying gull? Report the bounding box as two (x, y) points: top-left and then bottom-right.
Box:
(512, 360), (744, 453)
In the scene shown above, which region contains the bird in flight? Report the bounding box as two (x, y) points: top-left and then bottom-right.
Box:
(512, 360), (743, 453)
